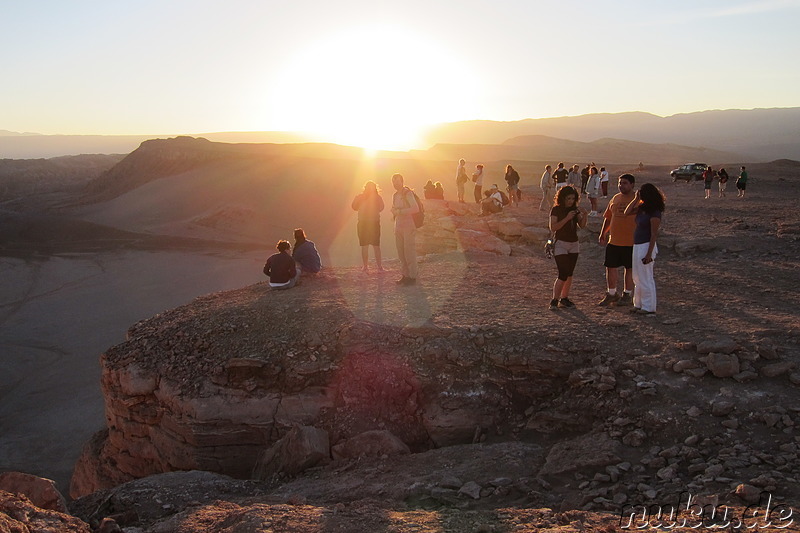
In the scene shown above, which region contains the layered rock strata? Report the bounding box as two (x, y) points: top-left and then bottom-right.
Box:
(71, 280), (575, 498)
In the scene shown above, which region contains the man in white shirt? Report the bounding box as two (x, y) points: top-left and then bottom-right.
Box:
(391, 173), (420, 285)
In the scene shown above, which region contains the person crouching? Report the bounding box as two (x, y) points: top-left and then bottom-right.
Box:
(263, 240), (300, 290)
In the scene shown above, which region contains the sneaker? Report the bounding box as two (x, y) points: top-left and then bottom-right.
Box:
(558, 297), (575, 308)
(629, 307), (642, 314)
(597, 293), (620, 307)
(616, 293), (633, 306)
(549, 299), (559, 310)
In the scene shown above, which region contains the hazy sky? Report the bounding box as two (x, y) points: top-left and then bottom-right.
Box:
(3, 0), (799, 148)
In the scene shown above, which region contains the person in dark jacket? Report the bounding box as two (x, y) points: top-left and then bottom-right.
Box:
(292, 228), (321, 274)
(264, 240), (299, 289)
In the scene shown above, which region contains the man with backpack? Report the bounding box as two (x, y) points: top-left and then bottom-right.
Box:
(391, 173), (421, 285)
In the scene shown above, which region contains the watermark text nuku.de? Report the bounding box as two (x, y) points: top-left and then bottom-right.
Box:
(619, 491), (794, 529)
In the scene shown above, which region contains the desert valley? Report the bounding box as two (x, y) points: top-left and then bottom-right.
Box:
(1, 110), (799, 532)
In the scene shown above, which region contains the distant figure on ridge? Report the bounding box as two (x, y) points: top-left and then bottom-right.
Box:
(553, 162), (569, 191)
(586, 166), (601, 216)
(624, 183), (666, 315)
(504, 164), (521, 205)
(263, 240), (300, 290)
(456, 158), (469, 203)
(480, 185), (504, 215)
(597, 174), (637, 307)
(600, 167), (610, 198)
(351, 180), (385, 273)
(718, 167), (729, 197)
(390, 173), (420, 285)
(737, 166), (748, 198)
(434, 181), (445, 200)
(292, 228), (321, 275)
(423, 179), (437, 200)
(472, 164), (485, 203)
(548, 186), (587, 310)
(580, 164), (590, 195)
(568, 164), (582, 191)
(703, 166), (714, 199)
(539, 164), (553, 211)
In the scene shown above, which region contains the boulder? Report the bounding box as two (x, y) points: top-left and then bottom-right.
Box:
(760, 361), (795, 378)
(539, 433), (621, 476)
(331, 430), (411, 460)
(454, 229), (511, 255)
(706, 353), (740, 378)
(253, 425), (330, 480)
(0, 490), (90, 532)
(519, 226), (551, 244)
(486, 218), (526, 237)
(0, 472), (68, 513)
(697, 337), (738, 354)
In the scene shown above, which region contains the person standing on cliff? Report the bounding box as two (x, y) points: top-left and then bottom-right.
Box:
(455, 158), (469, 203)
(351, 180), (385, 273)
(597, 174), (636, 306)
(391, 173), (419, 285)
(539, 165), (553, 211)
(263, 240), (300, 290)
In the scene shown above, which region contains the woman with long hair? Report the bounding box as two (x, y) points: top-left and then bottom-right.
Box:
(548, 185), (587, 310)
(586, 166), (601, 216)
(292, 228), (321, 274)
(351, 180), (385, 272)
(505, 164), (521, 205)
(624, 183), (666, 315)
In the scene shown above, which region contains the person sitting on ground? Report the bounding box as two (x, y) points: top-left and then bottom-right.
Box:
(292, 228), (321, 275)
(423, 179), (436, 200)
(433, 181), (445, 200)
(264, 240), (300, 290)
(480, 185), (504, 215)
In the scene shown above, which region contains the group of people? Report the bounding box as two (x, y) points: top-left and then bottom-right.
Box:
(455, 160), (522, 208)
(262, 163), (667, 315)
(423, 180), (445, 200)
(262, 228), (322, 290)
(702, 166), (748, 198)
(540, 162), (609, 216)
(548, 174), (666, 315)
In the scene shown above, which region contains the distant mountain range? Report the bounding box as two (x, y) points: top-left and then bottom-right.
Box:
(422, 108), (800, 162)
(2, 107), (799, 162)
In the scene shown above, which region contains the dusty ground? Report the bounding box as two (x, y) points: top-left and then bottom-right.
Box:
(3, 159), (800, 532)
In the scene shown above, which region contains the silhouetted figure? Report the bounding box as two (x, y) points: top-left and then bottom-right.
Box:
(292, 228), (321, 274)
(456, 158), (468, 203)
(505, 165), (521, 205)
(264, 240), (299, 290)
(351, 180), (385, 272)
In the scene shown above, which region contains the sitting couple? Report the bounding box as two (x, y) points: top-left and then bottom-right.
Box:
(263, 228), (321, 290)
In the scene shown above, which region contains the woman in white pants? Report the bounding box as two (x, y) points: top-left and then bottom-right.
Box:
(624, 183), (665, 315)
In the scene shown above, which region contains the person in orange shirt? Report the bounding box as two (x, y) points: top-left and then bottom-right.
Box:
(597, 174), (637, 306)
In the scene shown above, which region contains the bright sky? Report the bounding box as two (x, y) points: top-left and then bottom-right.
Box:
(2, 0), (799, 149)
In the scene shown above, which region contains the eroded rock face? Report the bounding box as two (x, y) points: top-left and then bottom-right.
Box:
(0, 472), (68, 513)
(0, 489), (90, 533)
(70, 282), (575, 498)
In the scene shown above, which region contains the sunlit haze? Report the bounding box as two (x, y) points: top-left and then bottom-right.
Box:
(3, 0), (800, 150)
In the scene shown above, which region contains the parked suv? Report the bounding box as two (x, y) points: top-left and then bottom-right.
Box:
(670, 163), (708, 182)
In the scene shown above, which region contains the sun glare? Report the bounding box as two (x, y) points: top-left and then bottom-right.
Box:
(267, 26), (475, 151)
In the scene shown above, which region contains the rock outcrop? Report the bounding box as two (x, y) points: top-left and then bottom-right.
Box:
(71, 275), (576, 498)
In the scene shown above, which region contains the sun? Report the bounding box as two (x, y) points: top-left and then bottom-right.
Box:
(267, 26), (476, 150)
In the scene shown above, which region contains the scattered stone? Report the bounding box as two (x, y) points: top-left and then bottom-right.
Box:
(439, 475), (463, 489)
(733, 371), (758, 382)
(253, 425), (330, 479)
(721, 419), (739, 429)
(706, 353), (740, 378)
(760, 361), (795, 378)
(540, 433), (622, 476)
(458, 481), (482, 500)
(622, 429), (646, 447)
(673, 359), (699, 373)
(734, 483), (762, 504)
(711, 400), (735, 417)
(0, 471), (68, 513)
(331, 429), (410, 460)
(697, 337), (738, 355)
(686, 406), (702, 418)
(757, 342), (779, 360)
